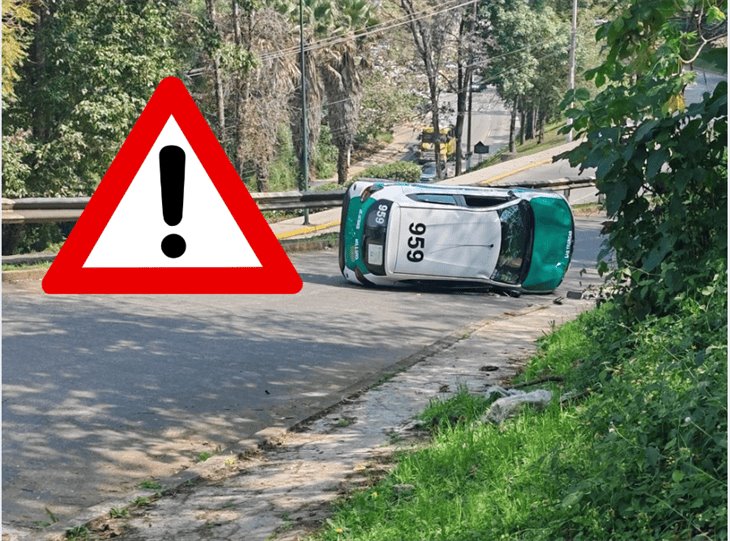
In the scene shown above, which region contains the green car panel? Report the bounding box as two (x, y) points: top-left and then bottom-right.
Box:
(522, 196), (575, 292)
(340, 191), (377, 275)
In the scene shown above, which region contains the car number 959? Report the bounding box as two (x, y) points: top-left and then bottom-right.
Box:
(374, 204), (388, 226)
(406, 222), (426, 262)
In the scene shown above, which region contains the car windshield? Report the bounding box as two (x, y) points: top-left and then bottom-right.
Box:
(492, 201), (532, 284)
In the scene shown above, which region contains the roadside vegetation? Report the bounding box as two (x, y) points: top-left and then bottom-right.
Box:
(2, 0), (605, 254)
(310, 1), (727, 539)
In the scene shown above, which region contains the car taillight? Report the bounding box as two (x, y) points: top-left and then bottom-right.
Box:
(360, 184), (383, 202)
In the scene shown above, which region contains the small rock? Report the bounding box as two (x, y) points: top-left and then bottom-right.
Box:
(392, 484), (415, 496)
(479, 365), (499, 372)
(482, 389), (553, 424)
(484, 385), (514, 400)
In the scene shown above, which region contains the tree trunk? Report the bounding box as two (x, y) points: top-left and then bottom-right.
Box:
(256, 162), (269, 192)
(231, 0), (248, 180)
(453, 13), (471, 177)
(509, 97), (517, 153)
(519, 108), (526, 146)
(430, 77), (442, 179)
(337, 145), (348, 184)
(401, 0), (447, 180)
(205, 0), (225, 139)
(525, 104), (535, 141)
(537, 110), (546, 144)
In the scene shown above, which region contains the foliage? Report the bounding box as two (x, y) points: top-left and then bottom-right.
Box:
(558, 0), (727, 317)
(2, 129), (34, 198)
(354, 162), (422, 183)
(312, 125), (339, 179)
(357, 70), (420, 145)
(479, 0), (570, 145)
(314, 277), (727, 540)
(1, 0), (35, 100)
(4, 0), (182, 197)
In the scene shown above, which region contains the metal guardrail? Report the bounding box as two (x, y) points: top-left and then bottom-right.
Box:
(1, 177), (595, 225)
(1, 189), (348, 224)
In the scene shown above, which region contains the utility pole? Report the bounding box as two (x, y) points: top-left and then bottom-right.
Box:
(466, 76), (473, 171)
(567, 0), (578, 142)
(299, 0), (310, 224)
(465, 0), (477, 171)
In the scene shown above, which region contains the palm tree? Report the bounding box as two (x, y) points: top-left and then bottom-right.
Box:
(319, 0), (374, 184)
(271, 0), (328, 187)
(229, 1), (298, 191)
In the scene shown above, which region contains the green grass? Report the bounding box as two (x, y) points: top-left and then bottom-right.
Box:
(137, 479), (162, 491)
(311, 278), (727, 541)
(2, 261), (52, 271)
(195, 451), (214, 463)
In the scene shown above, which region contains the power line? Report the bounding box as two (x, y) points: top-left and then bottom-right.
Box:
(258, 0), (475, 62)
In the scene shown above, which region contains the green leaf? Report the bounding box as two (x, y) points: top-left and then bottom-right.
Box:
(707, 6), (726, 23)
(574, 87), (591, 101)
(646, 148), (668, 179)
(603, 181), (627, 216)
(644, 237), (672, 272)
(634, 120), (659, 142)
(671, 470), (684, 483)
(561, 491), (584, 509)
(645, 446), (660, 467)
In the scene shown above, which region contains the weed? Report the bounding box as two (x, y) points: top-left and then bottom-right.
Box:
(137, 479), (162, 491)
(132, 496), (151, 507)
(311, 293), (727, 541)
(195, 451), (213, 463)
(65, 525), (90, 540)
(109, 507), (129, 519)
(336, 417), (355, 428)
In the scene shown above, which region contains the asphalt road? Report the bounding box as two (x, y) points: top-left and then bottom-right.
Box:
(2, 217), (603, 531)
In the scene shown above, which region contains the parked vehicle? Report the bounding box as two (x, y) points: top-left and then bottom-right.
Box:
(416, 126), (456, 164)
(419, 161), (447, 182)
(339, 180), (575, 293)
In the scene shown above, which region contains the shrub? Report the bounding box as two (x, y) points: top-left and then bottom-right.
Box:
(354, 162), (421, 183)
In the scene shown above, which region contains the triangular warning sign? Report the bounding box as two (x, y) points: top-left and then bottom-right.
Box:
(42, 77), (302, 294)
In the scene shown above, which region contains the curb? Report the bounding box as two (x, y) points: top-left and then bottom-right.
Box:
(16, 302), (552, 541)
(478, 158), (553, 186)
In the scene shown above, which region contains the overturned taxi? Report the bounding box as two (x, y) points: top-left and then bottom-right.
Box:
(338, 180), (575, 293)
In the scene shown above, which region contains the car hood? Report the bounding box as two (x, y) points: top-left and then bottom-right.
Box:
(387, 204), (501, 279)
(522, 196), (574, 291)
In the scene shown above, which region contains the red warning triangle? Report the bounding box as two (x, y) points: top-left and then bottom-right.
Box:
(42, 77), (303, 294)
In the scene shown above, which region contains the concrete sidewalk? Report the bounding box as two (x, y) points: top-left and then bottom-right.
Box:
(27, 297), (592, 541)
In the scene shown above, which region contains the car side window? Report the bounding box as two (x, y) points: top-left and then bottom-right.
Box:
(408, 194), (458, 206)
(463, 195), (511, 208)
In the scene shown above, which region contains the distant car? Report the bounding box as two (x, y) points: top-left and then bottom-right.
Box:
(339, 180), (575, 293)
(420, 161), (447, 182)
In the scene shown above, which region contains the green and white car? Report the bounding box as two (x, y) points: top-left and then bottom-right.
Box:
(339, 180), (575, 293)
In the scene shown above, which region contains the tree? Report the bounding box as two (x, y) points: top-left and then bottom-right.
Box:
(319, 0), (375, 184)
(6, 0), (182, 197)
(204, 0), (226, 138)
(400, 0), (458, 179)
(2, 0), (35, 101)
(479, 1), (568, 152)
(559, 0), (727, 316)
